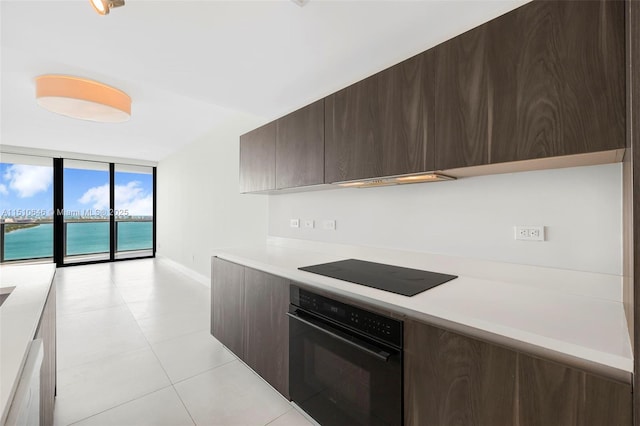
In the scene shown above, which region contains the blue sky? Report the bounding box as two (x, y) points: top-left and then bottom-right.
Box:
(0, 163), (53, 217)
(0, 163), (153, 218)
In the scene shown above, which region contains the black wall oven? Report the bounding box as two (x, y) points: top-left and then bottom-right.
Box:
(288, 285), (403, 426)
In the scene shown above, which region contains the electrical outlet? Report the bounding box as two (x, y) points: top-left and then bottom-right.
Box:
(323, 220), (336, 230)
(514, 226), (545, 241)
(290, 219), (300, 228)
(303, 220), (314, 229)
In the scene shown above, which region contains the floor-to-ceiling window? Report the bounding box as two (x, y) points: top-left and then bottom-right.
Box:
(63, 160), (111, 264)
(0, 154), (54, 263)
(0, 153), (155, 266)
(114, 165), (154, 259)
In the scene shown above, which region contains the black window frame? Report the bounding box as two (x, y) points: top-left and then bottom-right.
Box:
(53, 158), (156, 268)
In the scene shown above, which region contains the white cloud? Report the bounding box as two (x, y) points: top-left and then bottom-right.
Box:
(3, 165), (53, 198)
(0, 184), (7, 196)
(79, 181), (152, 216)
(78, 183), (110, 210)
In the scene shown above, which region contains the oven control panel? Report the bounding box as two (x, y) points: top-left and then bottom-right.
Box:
(291, 285), (402, 348)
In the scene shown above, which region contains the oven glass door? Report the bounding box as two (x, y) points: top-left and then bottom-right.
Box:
(289, 309), (402, 426)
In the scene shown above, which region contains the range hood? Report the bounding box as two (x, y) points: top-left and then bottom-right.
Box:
(335, 172), (455, 188)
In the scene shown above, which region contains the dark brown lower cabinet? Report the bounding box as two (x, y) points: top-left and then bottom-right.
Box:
(34, 279), (56, 426)
(211, 258), (289, 398)
(404, 318), (517, 425)
(211, 258), (245, 358)
(404, 319), (632, 426)
(243, 268), (289, 398)
(518, 355), (632, 426)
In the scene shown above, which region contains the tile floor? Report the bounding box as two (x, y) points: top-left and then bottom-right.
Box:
(53, 258), (314, 426)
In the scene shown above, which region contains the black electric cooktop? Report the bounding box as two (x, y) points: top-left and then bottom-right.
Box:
(298, 259), (457, 297)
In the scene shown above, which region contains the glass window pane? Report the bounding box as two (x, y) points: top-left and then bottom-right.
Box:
(63, 160), (110, 263)
(0, 154), (54, 263)
(114, 165), (153, 259)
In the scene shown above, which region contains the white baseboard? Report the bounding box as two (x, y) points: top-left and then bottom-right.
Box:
(156, 255), (210, 287)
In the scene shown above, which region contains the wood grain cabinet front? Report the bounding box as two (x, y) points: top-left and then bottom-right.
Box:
(434, 24), (490, 170)
(404, 318), (517, 426)
(211, 258), (290, 398)
(486, 0), (625, 164)
(240, 0), (624, 191)
(243, 268), (290, 398)
(239, 122), (276, 193)
(325, 52), (436, 183)
(434, 0), (625, 170)
(324, 75), (383, 183)
(518, 354), (632, 426)
(377, 51), (435, 176)
(211, 257), (245, 358)
(404, 318), (632, 426)
(276, 100), (325, 189)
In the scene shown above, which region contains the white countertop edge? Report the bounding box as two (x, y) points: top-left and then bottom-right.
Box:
(0, 264), (56, 424)
(214, 249), (632, 384)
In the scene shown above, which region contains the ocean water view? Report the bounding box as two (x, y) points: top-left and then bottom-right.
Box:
(3, 221), (152, 261)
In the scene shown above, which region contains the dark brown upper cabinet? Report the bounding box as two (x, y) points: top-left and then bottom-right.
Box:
(240, 0), (625, 193)
(434, 24), (490, 170)
(325, 51), (435, 183)
(435, 0), (625, 171)
(276, 100), (325, 189)
(239, 122), (276, 193)
(325, 74), (382, 183)
(487, 0), (625, 164)
(379, 51), (435, 176)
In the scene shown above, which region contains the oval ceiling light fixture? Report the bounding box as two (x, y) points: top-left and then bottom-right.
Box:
(90, 0), (125, 16)
(35, 75), (131, 123)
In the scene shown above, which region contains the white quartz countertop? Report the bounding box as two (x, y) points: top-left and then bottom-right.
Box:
(0, 264), (56, 424)
(214, 238), (632, 384)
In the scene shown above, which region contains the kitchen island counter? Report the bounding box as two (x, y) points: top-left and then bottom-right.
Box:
(0, 263), (56, 424)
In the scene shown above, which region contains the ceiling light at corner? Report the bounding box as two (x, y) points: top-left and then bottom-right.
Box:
(90, 0), (125, 16)
(35, 75), (131, 123)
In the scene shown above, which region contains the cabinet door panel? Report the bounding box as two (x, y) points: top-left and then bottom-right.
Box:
(517, 355), (582, 426)
(378, 51), (435, 175)
(244, 269), (289, 398)
(239, 122), (276, 193)
(404, 319), (516, 426)
(325, 75), (382, 182)
(276, 100), (324, 189)
(211, 258), (245, 357)
(434, 25), (489, 170)
(518, 354), (631, 426)
(488, 0), (625, 163)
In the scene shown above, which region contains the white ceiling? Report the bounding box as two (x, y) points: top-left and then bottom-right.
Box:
(1, 0), (530, 162)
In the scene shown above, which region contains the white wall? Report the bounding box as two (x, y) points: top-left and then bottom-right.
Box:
(269, 163), (622, 275)
(157, 113), (268, 279)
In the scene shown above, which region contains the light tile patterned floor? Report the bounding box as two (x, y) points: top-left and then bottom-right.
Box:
(53, 259), (314, 426)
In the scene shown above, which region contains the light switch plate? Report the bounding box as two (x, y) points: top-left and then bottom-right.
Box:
(290, 219), (300, 228)
(303, 220), (314, 229)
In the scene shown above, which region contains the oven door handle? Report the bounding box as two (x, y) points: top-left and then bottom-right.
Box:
(286, 311), (393, 362)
